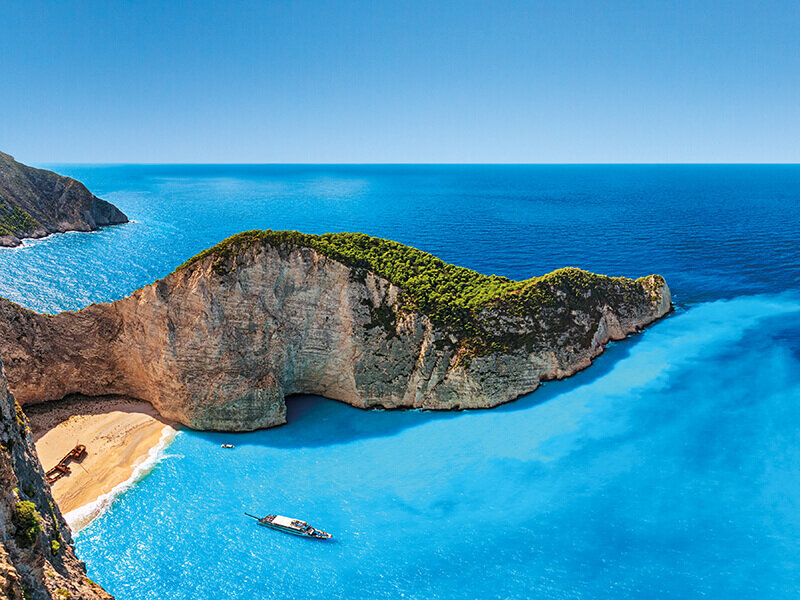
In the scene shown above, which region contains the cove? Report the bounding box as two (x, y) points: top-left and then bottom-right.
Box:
(4, 164), (799, 599)
(74, 294), (800, 599)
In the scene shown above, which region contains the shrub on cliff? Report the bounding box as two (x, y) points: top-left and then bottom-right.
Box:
(13, 500), (42, 547)
(0, 200), (40, 237)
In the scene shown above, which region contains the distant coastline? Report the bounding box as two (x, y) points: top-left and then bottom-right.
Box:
(0, 151), (128, 247)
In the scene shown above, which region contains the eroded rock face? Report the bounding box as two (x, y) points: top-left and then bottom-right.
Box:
(0, 358), (113, 600)
(0, 243), (670, 431)
(0, 151), (127, 247)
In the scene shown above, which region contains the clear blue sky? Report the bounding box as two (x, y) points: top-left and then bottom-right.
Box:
(1, 1), (798, 163)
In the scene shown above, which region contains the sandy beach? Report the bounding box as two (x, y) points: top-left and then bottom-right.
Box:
(27, 395), (176, 519)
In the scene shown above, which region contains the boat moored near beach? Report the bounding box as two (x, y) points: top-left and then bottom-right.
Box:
(245, 513), (332, 539)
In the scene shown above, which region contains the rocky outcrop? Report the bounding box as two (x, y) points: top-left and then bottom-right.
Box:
(0, 231), (671, 431)
(0, 357), (113, 599)
(0, 152), (127, 247)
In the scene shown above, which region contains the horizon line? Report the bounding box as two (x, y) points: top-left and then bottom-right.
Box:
(33, 161), (800, 167)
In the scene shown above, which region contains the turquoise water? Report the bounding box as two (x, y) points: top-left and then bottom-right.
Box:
(3, 165), (800, 598)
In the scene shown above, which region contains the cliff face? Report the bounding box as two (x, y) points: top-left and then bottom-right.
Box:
(0, 152), (128, 247)
(0, 232), (671, 431)
(0, 358), (112, 600)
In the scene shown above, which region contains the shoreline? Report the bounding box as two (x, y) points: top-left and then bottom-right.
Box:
(63, 425), (177, 533)
(0, 225), (113, 249)
(27, 395), (177, 532)
(0, 220), (136, 250)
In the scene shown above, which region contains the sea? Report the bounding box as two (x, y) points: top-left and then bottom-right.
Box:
(2, 165), (799, 599)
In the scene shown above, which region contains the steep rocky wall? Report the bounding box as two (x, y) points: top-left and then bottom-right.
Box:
(0, 151), (127, 247)
(0, 242), (670, 431)
(0, 358), (112, 600)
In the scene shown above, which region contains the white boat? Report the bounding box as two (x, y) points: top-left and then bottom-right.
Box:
(245, 513), (332, 539)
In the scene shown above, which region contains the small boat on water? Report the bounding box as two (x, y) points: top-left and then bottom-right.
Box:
(221, 444), (234, 449)
(245, 513), (332, 539)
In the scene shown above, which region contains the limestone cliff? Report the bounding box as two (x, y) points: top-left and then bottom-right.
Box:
(0, 152), (128, 247)
(0, 231), (671, 431)
(0, 357), (113, 599)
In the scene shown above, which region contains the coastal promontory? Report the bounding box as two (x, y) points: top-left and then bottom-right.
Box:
(0, 231), (671, 431)
(0, 152), (128, 247)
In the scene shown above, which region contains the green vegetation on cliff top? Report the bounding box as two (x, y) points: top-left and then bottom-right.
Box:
(177, 230), (665, 350)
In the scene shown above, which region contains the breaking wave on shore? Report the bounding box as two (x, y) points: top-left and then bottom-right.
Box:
(65, 426), (178, 533)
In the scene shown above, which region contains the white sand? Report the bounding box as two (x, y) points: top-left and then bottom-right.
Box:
(27, 395), (177, 515)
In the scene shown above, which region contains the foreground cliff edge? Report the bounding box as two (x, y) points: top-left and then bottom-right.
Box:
(0, 230), (671, 432)
(0, 358), (112, 599)
(0, 151), (128, 247)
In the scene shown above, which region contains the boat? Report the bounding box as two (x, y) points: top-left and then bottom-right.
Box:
(221, 444), (234, 449)
(46, 444), (87, 484)
(245, 513), (332, 539)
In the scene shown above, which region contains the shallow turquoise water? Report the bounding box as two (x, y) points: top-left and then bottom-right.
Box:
(2, 165), (800, 598)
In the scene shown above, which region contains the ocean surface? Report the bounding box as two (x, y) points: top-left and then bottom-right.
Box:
(2, 165), (800, 599)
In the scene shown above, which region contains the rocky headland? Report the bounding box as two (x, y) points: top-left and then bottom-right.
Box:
(0, 357), (112, 599)
(0, 152), (128, 247)
(0, 230), (671, 431)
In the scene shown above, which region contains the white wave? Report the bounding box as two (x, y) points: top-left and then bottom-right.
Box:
(65, 426), (179, 534)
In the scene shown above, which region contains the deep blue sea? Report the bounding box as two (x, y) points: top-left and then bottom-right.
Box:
(2, 165), (800, 599)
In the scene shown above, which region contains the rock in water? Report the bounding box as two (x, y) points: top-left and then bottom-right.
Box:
(0, 231), (671, 432)
(0, 151), (127, 247)
(0, 357), (113, 599)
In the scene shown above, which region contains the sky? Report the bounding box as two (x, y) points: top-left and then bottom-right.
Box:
(1, 1), (798, 163)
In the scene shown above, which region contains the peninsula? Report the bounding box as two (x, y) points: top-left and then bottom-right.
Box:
(0, 230), (671, 431)
(0, 152), (128, 247)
